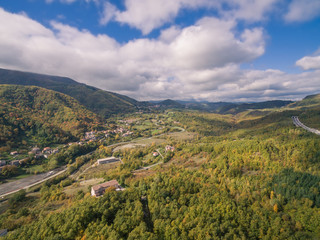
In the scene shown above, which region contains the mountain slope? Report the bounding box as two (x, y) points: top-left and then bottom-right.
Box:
(288, 93), (320, 109)
(0, 68), (138, 117)
(0, 85), (101, 148)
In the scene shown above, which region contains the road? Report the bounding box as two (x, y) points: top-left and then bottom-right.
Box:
(292, 116), (320, 135)
(133, 161), (163, 172)
(0, 167), (67, 198)
(0, 126), (185, 198)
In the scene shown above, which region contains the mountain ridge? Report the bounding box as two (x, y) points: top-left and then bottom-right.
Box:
(0, 68), (139, 117)
(0, 84), (101, 148)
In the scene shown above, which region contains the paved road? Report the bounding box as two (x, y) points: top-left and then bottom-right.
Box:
(0, 167), (67, 198)
(0, 126), (185, 198)
(292, 116), (320, 135)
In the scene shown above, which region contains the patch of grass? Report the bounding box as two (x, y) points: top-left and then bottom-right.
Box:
(64, 178), (104, 196)
(25, 164), (46, 174)
(12, 174), (33, 180)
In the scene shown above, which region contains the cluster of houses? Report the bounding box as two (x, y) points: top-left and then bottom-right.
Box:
(104, 127), (133, 138)
(28, 146), (59, 159)
(1, 146), (60, 172)
(0, 158), (27, 171)
(165, 145), (175, 152)
(84, 131), (98, 141)
(84, 128), (133, 141)
(91, 179), (122, 197)
(152, 145), (174, 157)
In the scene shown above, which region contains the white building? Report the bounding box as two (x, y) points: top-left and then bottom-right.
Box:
(97, 157), (120, 165)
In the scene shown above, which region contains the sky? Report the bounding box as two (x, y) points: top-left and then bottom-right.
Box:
(0, 0), (320, 102)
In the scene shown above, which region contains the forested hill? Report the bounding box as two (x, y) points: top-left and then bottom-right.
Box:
(0, 68), (139, 117)
(288, 93), (320, 109)
(0, 85), (101, 148)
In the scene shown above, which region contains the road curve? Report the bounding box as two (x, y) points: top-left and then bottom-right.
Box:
(292, 116), (320, 135)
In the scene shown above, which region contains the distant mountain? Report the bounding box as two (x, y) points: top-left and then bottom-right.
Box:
(158, 99), (184, 108)
(0, 85), (101, 148)
(0, 68), (139, 117)
(184, 102), (232, 112)
(288, 93), (320, 109)
(217, 100), (293, 114)
(170, 100), (293, 114)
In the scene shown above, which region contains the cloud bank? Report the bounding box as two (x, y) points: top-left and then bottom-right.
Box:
(0, 7), (319, 101)
(101, 0), (278, 35)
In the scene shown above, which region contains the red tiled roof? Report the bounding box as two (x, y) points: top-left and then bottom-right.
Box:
(92, 180), (119, 191)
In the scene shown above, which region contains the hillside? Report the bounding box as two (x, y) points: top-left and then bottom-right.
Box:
(158, 99), (184, 108)
(288, 93), (320, 109)
(0, 85), (101, 148)
(0, 68), (139, 117)
(217, 100), (293, 114)
(3, 109), (320, 239)
(153, 100), (292, 113)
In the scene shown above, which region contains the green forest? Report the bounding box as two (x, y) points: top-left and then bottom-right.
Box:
(1, 72), (320, 239)
(0, 85), (101, 148)
(1, 104), (320, 239)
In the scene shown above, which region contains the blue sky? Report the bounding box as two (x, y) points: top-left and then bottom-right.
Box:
(0, 0), (320, 101)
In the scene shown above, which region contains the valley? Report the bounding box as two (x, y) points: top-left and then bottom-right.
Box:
(0, 69), (320, 239)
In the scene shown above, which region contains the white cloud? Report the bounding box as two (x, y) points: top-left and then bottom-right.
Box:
(46, 0), (98, 4)
(107, 0), (183, 34)
(0, 7), (319, 102)
(99, 1), (117, 25)
(100, 0), (219, 34)
(100, 0), (278, 34)
(296, 55), (320, 70)
(285, 0), (320, 22)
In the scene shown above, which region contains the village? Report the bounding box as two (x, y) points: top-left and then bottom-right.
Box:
(0, 120), (136, 174)
(0, 113), (184, 188)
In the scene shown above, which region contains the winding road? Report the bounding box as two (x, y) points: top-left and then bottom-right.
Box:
(292, 116), (320, 135)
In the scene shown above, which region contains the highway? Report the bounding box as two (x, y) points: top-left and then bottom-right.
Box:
(292, 116), (320, 135)
(0, 167), (67, 198)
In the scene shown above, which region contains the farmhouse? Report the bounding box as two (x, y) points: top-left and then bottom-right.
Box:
(97, 157), (120, 165)
(42, 147), (51, 154)
(91, 180), (121, 197)
(165, 145), (175, 152)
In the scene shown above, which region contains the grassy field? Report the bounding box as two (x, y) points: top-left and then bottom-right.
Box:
(77, 162), (120, 180)
(64, 178), (104, 196)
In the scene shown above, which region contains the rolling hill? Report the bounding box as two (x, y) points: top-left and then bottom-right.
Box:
(0, 85), (101, 148)
(288, 93), (320, 109)
(154, 99), (293, 114)
(0, 68), (139, 117)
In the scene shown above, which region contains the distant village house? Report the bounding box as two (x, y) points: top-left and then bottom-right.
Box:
(165, 145), (175, 152)
(91, 180), (121, 197)
(10, 151), (18, 156)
